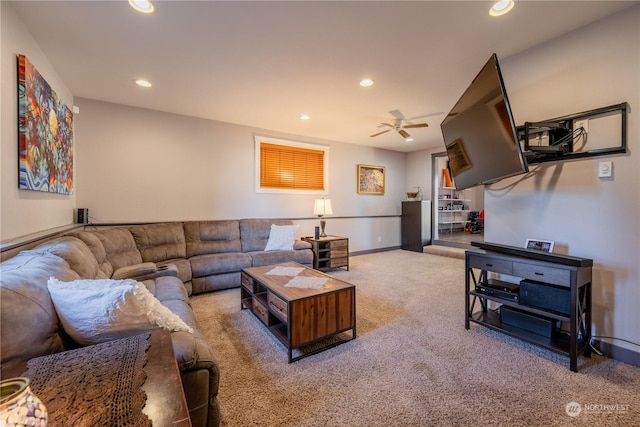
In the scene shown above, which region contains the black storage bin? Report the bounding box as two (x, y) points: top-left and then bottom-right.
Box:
(500, 305), (556, 338)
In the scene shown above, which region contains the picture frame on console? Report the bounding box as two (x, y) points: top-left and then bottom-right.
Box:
(525, 238), (555, 253)
(357, 164), (385, 195)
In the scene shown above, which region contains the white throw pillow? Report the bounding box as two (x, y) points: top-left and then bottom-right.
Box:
(264, 224), (299, 251)
(47, 277), (193, 346)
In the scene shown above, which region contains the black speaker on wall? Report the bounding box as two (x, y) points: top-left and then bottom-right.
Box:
(77, 208), (89, 224)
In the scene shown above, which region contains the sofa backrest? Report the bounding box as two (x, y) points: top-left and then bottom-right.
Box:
(239, 219), (294, 252)
(184, 220), (242, 258)
(33, 236), (101, 279)
(0, 251), (79, 368)
(70, 228), (142, 277)
(130, 222), (187, 262)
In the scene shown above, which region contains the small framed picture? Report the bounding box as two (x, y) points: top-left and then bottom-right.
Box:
(525, 239), (555, 253)
(357, 164), (385, 195)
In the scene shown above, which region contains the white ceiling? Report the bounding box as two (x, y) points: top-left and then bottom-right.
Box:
(9, 1), (636, 152)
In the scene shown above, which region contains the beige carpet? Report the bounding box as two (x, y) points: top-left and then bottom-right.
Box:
(191, 250), (639, 426)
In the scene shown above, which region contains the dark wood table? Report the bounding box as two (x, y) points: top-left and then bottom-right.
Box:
(241, 262), (356, 362)
(1, 329), (191, 426)
(144, 329), (192, 426)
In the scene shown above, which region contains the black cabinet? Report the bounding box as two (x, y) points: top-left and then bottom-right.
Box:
(401, 201), (431, 252)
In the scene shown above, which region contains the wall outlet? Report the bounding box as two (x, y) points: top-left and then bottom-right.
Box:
(575, 119), (589, 134)
(377, 236), (382, 243)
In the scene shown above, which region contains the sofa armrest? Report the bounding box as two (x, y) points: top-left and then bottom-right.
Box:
(293, 240), (312, 250)
(112, 262), (179, 281)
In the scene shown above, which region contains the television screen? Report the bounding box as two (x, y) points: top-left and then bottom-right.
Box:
(440, 54), (528, 190)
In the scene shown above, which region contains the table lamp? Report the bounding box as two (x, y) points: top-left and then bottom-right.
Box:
(313, 198), (333, 237)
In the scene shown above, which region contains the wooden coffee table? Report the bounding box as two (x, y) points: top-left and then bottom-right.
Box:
(241, 262), (356, 362)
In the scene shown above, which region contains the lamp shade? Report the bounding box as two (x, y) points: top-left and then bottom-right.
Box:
(313, 199), (333, 216)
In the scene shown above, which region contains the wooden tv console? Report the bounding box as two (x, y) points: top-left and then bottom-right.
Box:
(465, 242), (593, 372)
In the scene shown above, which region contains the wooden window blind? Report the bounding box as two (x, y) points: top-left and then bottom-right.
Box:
(260, 142), (325, 190)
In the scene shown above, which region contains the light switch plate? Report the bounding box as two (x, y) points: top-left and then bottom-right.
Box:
(599, 161), (612, 178)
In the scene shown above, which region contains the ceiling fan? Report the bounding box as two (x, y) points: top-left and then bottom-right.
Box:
(370, 109), (429, 140)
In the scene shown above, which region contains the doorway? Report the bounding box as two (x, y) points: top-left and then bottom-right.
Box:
(431, 152), (484, 248)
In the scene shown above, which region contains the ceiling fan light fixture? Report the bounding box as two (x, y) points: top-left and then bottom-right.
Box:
(359, 79), (374, 87)
(135, 79), (152, 88)
(129, 0), (155, 14)
(489, 0), (515, 17)
(405, 137), (414, 142)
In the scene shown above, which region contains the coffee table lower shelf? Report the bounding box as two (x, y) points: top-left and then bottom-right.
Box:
(241, 263), (357, 362)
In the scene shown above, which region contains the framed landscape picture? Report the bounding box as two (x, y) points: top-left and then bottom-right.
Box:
(357, 164), (385, 195)
(18, 54), (74, 194)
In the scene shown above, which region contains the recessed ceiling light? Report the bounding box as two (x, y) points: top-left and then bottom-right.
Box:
(489, 0), (515, 17)
(129, 0), (155, 14)
(359, 79), (374, 87)
(299, 114), (310, 120)
(135, 79), (152, 88)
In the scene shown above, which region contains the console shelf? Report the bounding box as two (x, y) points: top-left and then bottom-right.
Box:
(469, 310), (585, 357)
(465, 243), (593, 372)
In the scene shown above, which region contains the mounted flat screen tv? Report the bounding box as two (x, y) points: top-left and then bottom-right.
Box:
(440, 53), (528, 190)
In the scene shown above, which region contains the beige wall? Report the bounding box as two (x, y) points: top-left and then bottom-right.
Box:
(486, 6), (640, 354)
(1, 2), (76, 240)
(72, 98), (406, 252)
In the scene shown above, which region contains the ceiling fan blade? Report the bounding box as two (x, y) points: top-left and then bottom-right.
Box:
(378, 122), (393, 128)
(403, 123), (429, 129)
(398, 129), (411, 139)
(370, 129), (392, 137)
(407, 112), (446, 120)
(388, 109), (405, 120)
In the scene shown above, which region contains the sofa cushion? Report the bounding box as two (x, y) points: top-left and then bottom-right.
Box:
(130, 222), (187, 262)
(190, 252), (252, 277)
(34, 236), (100, 279)
(264, 224), (299, 251)
(47, 277), (194, 346)
(142, 275), (190, 303)
(249, 248), (314, 267)
(0, 251), (80, 368)
(158, 258), (193, 285)
(91, 228), (143, 273)
(184, 220), (241, 257)
(68, 231), (111, 278)
(240, 219), (295, 252)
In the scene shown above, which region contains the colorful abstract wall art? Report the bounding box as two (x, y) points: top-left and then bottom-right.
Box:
(18, 54), (74, 194)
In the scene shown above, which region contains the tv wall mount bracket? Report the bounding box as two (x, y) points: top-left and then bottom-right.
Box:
(518, 102), (627, 164)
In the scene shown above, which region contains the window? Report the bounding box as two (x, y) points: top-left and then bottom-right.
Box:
(254, 136), (329, 194)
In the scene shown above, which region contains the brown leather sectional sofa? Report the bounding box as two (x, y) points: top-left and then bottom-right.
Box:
(0, 218), (313, 427)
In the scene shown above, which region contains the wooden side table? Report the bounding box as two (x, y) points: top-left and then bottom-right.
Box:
(303, 235), (349, 271)
(0, 330), (191, 426)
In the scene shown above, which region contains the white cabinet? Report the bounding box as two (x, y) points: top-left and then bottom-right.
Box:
(437, 187), (470, 234)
